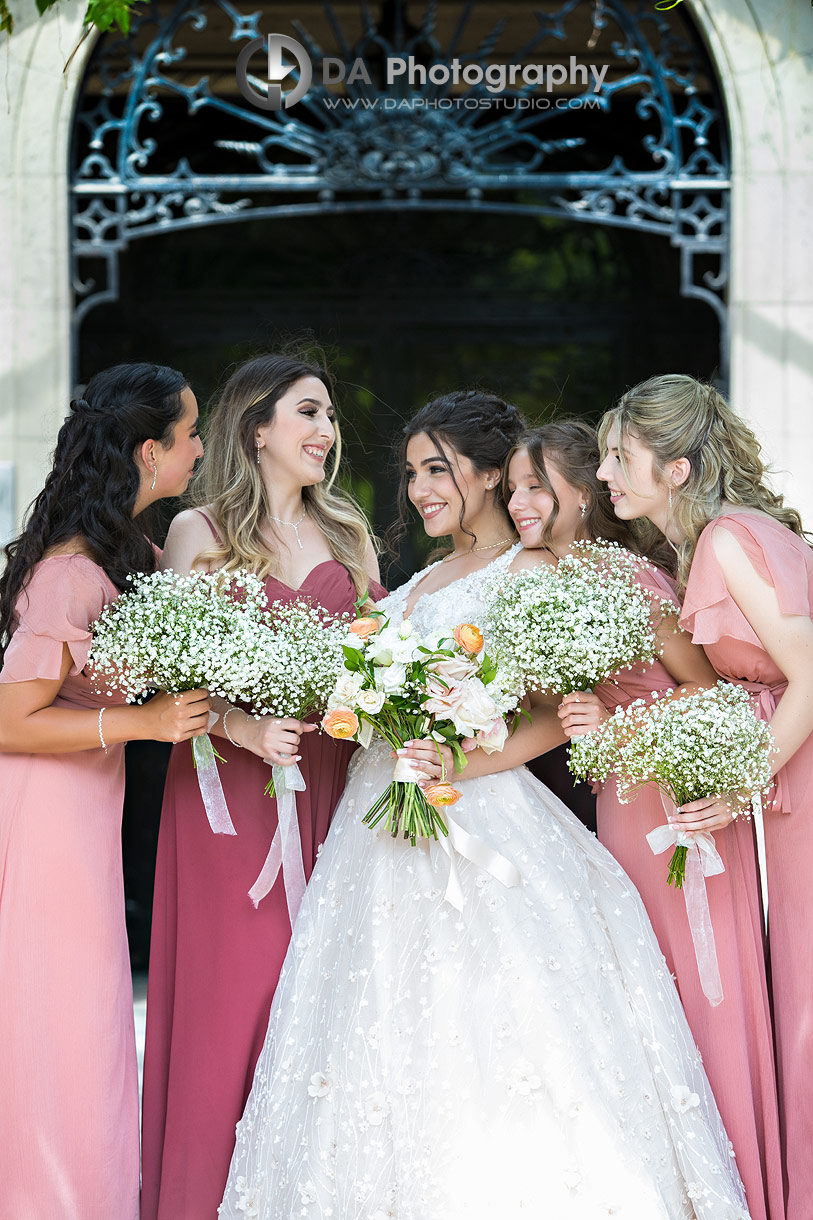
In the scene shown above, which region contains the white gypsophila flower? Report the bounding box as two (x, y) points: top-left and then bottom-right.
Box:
(483, 541), (673, 699)
(87, 568), (271, 704)
(569, 682), (775, 811)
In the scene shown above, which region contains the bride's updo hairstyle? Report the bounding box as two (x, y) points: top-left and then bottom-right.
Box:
(395, 389), (526, 553)
(192, 352), (376, 596)
(598, 373), (808, 589)
(507, 420), (638, 553)
(0, 362), (187, 662)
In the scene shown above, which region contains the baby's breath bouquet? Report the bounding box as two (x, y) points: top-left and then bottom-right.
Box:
(569, 683), (776, 1005)
(569, 682), (775, 886)
(322, 613), (517, 844)
(88, 567), (272, 838)
(88, 567), (269, 705)
(227, 598), (350, 798)
(483, 542), (673, 698)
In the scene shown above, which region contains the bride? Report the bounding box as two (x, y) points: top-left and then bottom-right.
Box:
(220, 391), (750, 1220)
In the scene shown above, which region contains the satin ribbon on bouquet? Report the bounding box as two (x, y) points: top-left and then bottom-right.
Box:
(647, 793), (725, 1007)
(391, 758), (522, 911)
(192, 724), (237, 837)
(248, 761), (307, 919)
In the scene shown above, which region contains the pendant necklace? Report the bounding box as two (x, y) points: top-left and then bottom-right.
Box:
(268, 507), (307, 550)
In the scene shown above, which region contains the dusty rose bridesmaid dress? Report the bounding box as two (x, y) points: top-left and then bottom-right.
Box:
(0, 556), (139, 1220)
(681, 510), (813, 1220)
(141, 557), (385, 1220)
(594, 561), (784, 1220)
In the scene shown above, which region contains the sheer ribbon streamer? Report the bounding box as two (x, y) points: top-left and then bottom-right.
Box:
(192, 733), (237, 836)
(751, 791), (770, 935)
(647, 794), (725, 1007)
(248, 762), (307, 919)
(391, 760), (522, 911)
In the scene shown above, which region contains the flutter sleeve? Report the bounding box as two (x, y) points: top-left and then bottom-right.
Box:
(680, 514), (813, 647)
(0, 557), (113, 684)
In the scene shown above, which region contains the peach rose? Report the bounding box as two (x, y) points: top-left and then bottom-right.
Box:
(423, 783), (462, 808)
(453, 623), (484, 654)
(322, 707), (359, 739)
(349, 616), (381, 640)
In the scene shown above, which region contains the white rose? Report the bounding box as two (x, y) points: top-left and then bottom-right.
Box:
(476, 717), (509, 755)
(429, 654), (479, 683)
(356, 688), (386, 714)
(450, 678), (500, 736)
(375, 663), (407, 694)
(328, 671), (365, 710)
(398, 620), (414, 639)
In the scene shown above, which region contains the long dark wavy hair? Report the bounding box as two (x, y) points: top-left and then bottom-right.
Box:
(392, 389), (526, 558)
(0, 362), (188, 663)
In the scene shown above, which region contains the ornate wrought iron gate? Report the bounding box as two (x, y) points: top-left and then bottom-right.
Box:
(71, 0), (730, 378)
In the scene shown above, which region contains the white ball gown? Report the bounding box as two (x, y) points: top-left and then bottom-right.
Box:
(220, 545), (751, 1220)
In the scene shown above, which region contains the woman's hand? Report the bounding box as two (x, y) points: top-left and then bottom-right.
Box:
(393, 737), (477, 787)
(672, 794), (741, 834)
(143, 689), (213, 743)
(227, 710), (317, 765)
(557, 691), (609, 737)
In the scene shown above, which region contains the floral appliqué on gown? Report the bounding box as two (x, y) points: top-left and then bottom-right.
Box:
(220, 546), (750, 1220)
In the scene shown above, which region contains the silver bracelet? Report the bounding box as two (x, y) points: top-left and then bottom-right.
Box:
(98, 707), (109, 755)
(222, 707), (245, 749)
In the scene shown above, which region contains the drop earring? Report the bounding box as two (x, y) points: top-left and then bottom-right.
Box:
(256, 441), (261, 466)
(580, 503), (587, 518)
(150, 466), (157, 492)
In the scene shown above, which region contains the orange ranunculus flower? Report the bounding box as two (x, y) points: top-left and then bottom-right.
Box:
(349, 616), (381, 640)
(453, 623), (484, 654)
(423, 783), (462, 808)
(322, 708), (360, 739)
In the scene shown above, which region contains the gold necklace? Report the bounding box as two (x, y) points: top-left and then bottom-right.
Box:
(441, 537), (514, 563)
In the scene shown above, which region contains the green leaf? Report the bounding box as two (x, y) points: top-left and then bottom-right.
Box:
(0, 0), (13, 33)
(35, 0), (60, 14)
(341, 645), (364, 671)
(84, 0), (137, 34)
(450, 740), (468, 774)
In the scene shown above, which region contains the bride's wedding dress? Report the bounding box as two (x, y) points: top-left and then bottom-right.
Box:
(220, 546), (750, 1220)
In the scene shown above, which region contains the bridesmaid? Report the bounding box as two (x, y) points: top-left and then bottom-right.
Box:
(0, 364), (210, 1220)
(596, 373), (807, 1220)
(141, 353), (384, 1220)
(507, 419), (783, 1220)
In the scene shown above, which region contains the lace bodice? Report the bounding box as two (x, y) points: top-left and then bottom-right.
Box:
(379, 543), (523, 637)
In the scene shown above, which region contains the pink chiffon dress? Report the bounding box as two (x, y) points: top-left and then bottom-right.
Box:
(141, 557), (386, 1220)
(681, 510), (813, 1220)
(0, 556), (139, 1220)
(594, 561), (784, 1220)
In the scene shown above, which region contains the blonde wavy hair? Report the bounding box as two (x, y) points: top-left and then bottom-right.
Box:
(192, 353), (377, 596)
(598, 374), (808, 590)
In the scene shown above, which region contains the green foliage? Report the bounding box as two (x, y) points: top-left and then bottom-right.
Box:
(2, 0), (142, 36)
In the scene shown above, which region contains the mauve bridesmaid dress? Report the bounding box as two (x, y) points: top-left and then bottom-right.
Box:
(594, 560), (783, 1220)
(681, 510), (813, 1220)
(0, 556), (139, 1220)
(141, 555), (385, 1220)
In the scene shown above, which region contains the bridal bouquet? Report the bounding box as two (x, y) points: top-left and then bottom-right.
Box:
(568, 682), (775, 887)
(321, 613), (517, 843)
(482, 542), (674, 698)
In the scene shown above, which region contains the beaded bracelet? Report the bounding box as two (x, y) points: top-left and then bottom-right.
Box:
(222, 706), (245, 749)
(98, 707), (109, 755)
